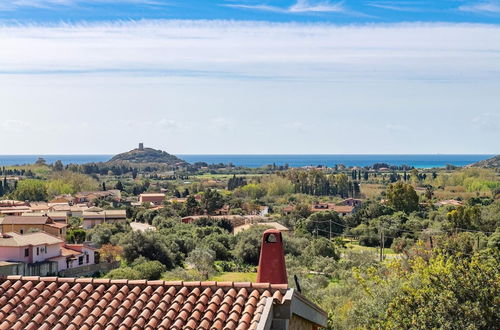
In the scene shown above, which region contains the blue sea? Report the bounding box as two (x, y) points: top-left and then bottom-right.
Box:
(0, 154), (493, 169)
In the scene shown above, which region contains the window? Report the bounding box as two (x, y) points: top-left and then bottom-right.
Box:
(20, 229), (24, 234)
(78, 256), (84, 265)
(36, 247), (39, 256)
(24, 248), (29, 257)
(86, 253), (89, 264)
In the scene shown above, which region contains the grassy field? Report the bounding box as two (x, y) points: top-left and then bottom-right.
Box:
(210, 272), (257, 282)
(345, 242), (397, 255)
(360, 183), (385, 199)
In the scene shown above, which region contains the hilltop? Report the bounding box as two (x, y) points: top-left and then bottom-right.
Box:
(107, 144), (188, 166)
(469, 155), (500, 168)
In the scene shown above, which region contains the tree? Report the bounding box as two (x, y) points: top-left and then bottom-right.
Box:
(201, 189), (224, 214)
(99, 244), (123, 263)
(304, 237), (339, 260)
(302, 211), (343, 238)
(233, 226), (268, 265)
(115, 180), (124, 191)
(291, 203), (312, 219)
(53, 160), (64, 171)
(446, 205), (482, 232)
(13, 179), (48, 201)
(35, 157), (46, 165)
(66, 229), (86, 243)
(102, 182), (107, 191)
(424, 184), (434, 200)
(385, 250), (499, 329)
(46, 179), (73, 197)
(88, 223), (129, 246)
(228, 175), (246, 190)
(184, 195), (199, 215)
(186, 247), (216, 280)
(386, 182), (419, 213)
(2, 177), (8, 194)
(121, 231), (177, 269)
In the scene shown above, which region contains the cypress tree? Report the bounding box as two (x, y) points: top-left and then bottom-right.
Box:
(3, 177), (9, 193)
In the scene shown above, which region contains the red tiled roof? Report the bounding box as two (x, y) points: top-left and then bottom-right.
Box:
(47, 222), (68, 229)
(310, 203), (354, 214)
(0, 276), (288, 330)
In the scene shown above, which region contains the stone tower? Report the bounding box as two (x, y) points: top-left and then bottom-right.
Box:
(138, 143), (144, 151)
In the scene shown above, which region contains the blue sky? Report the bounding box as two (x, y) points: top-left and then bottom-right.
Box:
(1, 0), (500, 23)
(0, 1), (499, 154)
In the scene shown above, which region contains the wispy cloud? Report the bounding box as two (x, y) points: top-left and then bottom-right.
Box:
(472, 112), (499, 132)
(459, 1), (500, 14)
(366, 1), (424, 12)
(225, 0), (346, 14)
(0, 20), (499, 83)
(0, 119), (31, 132)
(0, 0), (162, 11)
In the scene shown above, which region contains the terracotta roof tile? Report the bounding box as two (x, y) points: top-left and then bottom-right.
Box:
(0, 276), (290, 330)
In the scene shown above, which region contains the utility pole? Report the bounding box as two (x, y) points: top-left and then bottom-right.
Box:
(379, 226), (384, 262)
(381, 228), (385, 261)
(379, 228), (383, 262)
(329, 219), (332, 241)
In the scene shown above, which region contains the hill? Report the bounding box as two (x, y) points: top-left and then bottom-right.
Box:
(108, 144), (188, 166)
(468, 155), (500, 168)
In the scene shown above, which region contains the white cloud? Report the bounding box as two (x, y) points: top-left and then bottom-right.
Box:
(0, 119), (31, 132)
(0, 20), (498, 83)
(459, 1), (500, 14)
(225, 0), (345, 14)
(211, 118), (234, 131)
(156, 118), (180, 130)
(472, 113), (499, 132)
(385, 123), (410, 132)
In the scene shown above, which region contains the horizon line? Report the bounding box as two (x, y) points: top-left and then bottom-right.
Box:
(0, 153), (496, 156)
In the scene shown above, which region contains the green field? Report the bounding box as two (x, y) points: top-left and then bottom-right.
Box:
(210, 272), (257, 282)
(345, 242), (397, 255)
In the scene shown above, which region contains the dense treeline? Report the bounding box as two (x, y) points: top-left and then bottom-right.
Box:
(280, 169), (360, 197)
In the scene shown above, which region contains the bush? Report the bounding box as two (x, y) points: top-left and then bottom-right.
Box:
(132, 259), (167, 280)
(106, 267), (141, 280)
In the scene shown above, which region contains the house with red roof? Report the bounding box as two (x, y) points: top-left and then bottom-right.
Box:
(0, 232), (96, 276)
(0, 229), (328, 329)
(139, 193), (166, 206)
(0, 216), (67, 238)
(310, 202), (355, 216)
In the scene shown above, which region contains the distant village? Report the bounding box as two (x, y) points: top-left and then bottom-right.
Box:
(0, 185), (467, 277)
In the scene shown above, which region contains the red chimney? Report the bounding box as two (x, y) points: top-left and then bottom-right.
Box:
(257, 229), (288, 284)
